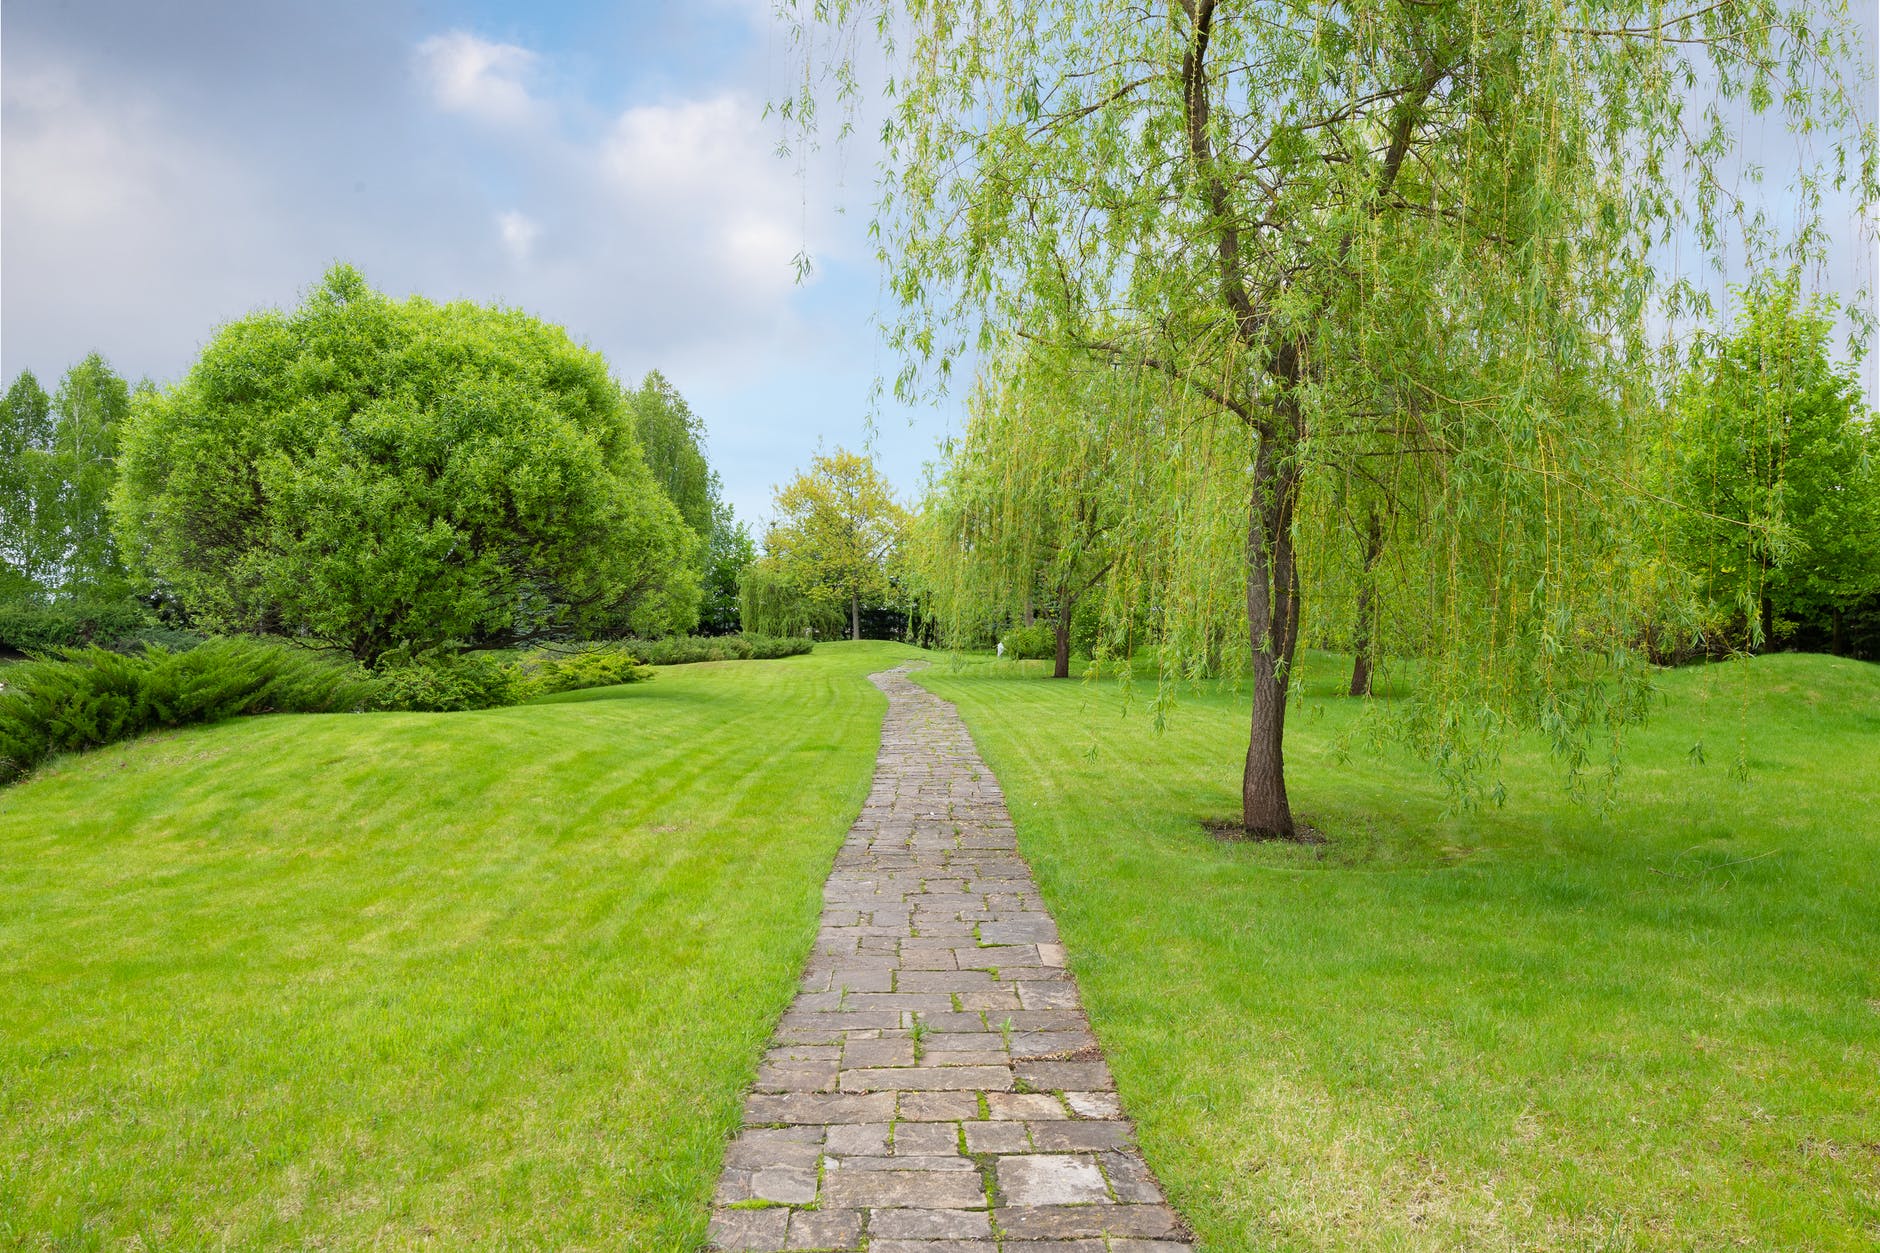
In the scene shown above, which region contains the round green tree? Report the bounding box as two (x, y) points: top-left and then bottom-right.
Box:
(113, 266), (699, 661)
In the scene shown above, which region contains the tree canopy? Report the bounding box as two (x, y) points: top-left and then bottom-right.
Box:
(1, 356), (137, 606)
(784, 0), (1877, 834)
(627, 370), (751, 632)
(0, 371), (57, 603)
(1670, 274), (1880, 651)
(113, 266), (700, 662)
(763, 448), (909, 640)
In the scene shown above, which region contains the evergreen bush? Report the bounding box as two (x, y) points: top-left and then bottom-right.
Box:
(0, 638), (375, 783)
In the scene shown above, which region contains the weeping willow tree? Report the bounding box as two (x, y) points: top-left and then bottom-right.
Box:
(739, 557), (847, 638)
(783, 0), (1875, 836)
(914, 346), (1135, 677)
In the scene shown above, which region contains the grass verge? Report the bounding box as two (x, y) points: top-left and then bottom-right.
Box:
(917, 650), (1880, 1252)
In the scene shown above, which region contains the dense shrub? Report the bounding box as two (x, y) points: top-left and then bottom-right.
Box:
(0, 638), (376, 783)
(518, 647), (652, 696)
(999, 622), (1056, 660)
(623, 634), (814, 665)
(114, 265), (701, 661)
(367, 650), (526, 713)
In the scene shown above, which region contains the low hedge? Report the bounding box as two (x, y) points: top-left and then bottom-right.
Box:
(0, 638), (377, 784)
(622, 634), (814, 666)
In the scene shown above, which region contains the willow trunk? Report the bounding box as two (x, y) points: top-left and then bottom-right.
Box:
(1349, 511), (1385, 697)
(850, 595), (861, 641)
(1242, 435), (1302, 837)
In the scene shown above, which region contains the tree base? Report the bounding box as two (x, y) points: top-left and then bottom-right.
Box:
(1203, 817), (1328, 845)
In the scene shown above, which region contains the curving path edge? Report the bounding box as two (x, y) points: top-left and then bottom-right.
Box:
(706, 663), (1193, 1252)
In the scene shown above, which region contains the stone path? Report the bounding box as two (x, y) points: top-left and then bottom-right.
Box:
(706, 664), (1193, 1253)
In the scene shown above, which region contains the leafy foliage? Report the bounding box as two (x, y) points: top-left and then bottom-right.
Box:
(763, 448), (909, 640)
(914, 350), (1127, 675)
(366, 649), (529, 712)
(628, 372), (717, 537)
(1669, 274), (1880, 650)
(112, 266), (700, 662)
(0, 601), (164, 656)
(0, 638), (376, 784)
(1, 357), (137, 604)
(0, 371), (57, 602)
(998, 622), (1056, 661)
(627, 370), (755, 633)
(701, 508), (756, 634)
(738, 558), (847, 639)
(51, 356), (136, 602)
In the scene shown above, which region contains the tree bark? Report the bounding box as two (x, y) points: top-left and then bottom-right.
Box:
(1053, 602), (1072, 679)
(851, 595), (861, 641)
(1832, 607), (1846, 656)
(1349, 510), (1385, 697)
(1758, 592), (1774, 654)
(1242, 418), (1303, 838)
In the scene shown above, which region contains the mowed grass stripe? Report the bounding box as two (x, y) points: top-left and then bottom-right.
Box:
(918, 651), (1880, 1252)
(0, 642), (913, 1250)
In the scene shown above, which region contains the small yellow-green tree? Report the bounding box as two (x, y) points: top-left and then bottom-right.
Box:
(765, 449), (909, 640)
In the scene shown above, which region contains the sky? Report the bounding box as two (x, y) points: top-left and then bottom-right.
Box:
(2, 1), (1876, 532)
(0, 0), (939, 530)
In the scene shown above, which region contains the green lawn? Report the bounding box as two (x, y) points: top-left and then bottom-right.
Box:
(6, 641), (1872, 1251)
(917, 651), (1880, 1252)
(0, 642), (918, 1250)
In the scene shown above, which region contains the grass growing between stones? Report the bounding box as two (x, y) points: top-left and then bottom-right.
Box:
(0, 641), (920, 1250)
(917, 651), (1880, 1252)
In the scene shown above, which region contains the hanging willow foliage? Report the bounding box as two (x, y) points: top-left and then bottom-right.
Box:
(911, 347), (1142, 676)
(781, 0), (1877, 835)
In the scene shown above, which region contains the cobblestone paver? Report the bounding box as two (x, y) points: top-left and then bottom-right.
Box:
(706, 664), (1193, 1252)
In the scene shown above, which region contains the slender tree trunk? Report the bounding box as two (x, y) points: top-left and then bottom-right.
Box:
(1832, 607), (1846, 656)
(1053, 598), (1072, 679)
(851, 595), (861, 641)
(1023, 590), (1035, 627)
(1242, 423), (1302, 838)
(1758, 593), (1774, 654)
(1349, 510), (1384, 697)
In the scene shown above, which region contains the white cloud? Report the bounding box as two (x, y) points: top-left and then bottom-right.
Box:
(496, 209), (539, 262)
(415, 31), (542, 128)
(600, 94), (808, 302)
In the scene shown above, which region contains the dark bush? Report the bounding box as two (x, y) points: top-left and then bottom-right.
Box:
(623, 634), (814, 665)
(0, 638), (376, 784)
